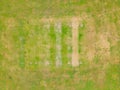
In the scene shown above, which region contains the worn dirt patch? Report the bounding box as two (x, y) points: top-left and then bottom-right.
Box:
(82, 16), (96, 61)
(96, 32), (110, 58)
(5, 18), (16, 29)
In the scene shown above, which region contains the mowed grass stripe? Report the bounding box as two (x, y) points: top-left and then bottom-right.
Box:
(43, 22), (50, 66)
(62, 22), (72, 67)
(49, 23), (56, 68)
(17, 21), (26, 69)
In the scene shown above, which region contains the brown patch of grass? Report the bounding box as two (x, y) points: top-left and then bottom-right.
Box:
(82, 16), (96, 61)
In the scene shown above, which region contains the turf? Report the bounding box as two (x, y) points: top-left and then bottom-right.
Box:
(0, 0), (120, 90)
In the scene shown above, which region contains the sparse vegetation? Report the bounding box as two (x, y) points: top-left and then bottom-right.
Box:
(0, 0), (120, 90)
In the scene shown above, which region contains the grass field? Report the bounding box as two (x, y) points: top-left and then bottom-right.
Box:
(0, 0), (120, 90)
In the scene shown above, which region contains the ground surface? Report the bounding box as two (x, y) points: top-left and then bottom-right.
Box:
(0, 0), (120, 90)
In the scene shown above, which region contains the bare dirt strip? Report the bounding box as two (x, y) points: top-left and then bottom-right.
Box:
(71, 18), (79, 67)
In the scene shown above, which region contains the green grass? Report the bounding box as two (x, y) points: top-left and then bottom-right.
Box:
(105, 64), (120, 90)
(0, 0), (120, 90)
(61, 23), (72, 67)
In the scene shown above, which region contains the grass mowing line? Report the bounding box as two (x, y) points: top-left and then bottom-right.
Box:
(61, 22), (72, 67)
(78, 20), (86, 65)
(18, 21), (26, 69)
(49, 23), (56, 68)
(19, 36), (25, 68)
(71, 18), (79, 67)
(43, 21), (50, 66)
(67, 23), (72, 66)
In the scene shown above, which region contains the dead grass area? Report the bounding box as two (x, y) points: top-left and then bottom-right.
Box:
(82, 16), (96, 61)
